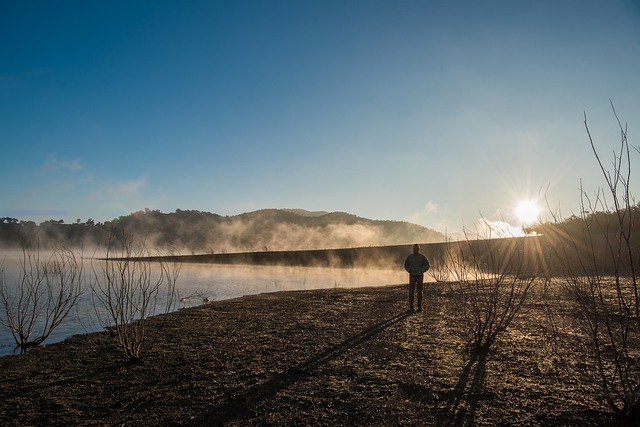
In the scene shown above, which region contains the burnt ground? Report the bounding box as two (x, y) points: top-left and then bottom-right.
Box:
(0, 281), (630, 426)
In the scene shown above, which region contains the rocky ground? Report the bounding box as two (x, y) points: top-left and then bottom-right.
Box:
(0, 281), (630, 426)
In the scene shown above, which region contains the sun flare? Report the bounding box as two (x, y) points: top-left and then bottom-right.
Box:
(515, 200), (540, 225)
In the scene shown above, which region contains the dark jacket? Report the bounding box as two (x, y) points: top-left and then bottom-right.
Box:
(404, 253), (430, 276)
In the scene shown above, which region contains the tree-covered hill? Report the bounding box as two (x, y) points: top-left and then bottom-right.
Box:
(0, 209), (445, 253)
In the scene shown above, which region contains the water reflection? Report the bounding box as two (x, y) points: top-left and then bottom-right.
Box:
(0, 260), (405, 357)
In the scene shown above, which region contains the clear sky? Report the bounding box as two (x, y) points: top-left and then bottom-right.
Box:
(1, 0), (639, 236)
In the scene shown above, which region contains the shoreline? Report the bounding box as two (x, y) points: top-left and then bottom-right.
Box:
(0, 282), (616, 425)
(0, 263), (408, 358)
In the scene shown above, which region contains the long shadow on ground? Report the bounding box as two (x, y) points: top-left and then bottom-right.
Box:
(196, 310), (412, 425)
(436, 350), (488, 427)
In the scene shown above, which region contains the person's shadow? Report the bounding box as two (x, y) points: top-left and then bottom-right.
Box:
(195, 310), (413, 426)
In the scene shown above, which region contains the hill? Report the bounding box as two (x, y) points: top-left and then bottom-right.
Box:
(0, 208), (444, 253)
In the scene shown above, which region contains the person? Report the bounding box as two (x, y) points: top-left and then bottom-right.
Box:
(404, 243), (430, 311)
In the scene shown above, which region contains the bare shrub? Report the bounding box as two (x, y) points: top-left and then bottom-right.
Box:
(0, 245), (85, 350)
(91, 230), (180, 364)
(444, 230), (543, 352)
(428, 235), (461, 283)
(545, 106), (640, 419)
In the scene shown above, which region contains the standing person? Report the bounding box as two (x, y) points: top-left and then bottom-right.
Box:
(404, 243), (430, 311)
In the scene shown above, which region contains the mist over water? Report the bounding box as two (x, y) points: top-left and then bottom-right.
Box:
(0, 256), (407, 357)
(0, 209), (443, 256)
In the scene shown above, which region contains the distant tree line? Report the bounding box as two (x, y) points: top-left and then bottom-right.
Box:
(0, 216), (112, 249)
(526, 204), (640, 276)
(0, 208), (445, 253)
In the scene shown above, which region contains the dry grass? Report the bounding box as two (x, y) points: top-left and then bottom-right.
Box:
(0, 281), (628, 426)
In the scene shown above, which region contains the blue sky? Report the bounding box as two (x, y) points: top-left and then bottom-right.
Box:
(1, 0), (639, 235)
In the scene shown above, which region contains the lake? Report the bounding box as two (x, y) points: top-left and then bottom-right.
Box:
(0, 256), (406, 357)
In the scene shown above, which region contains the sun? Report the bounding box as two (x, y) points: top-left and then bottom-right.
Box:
(515, 200), (540, 225)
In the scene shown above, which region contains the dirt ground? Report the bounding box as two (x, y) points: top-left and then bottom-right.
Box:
(0, 281), (629, 426)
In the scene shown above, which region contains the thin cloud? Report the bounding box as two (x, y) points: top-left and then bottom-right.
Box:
(42, 156), (85, 172)
(407, 200), (440, 225)
(423, 201), (439, 214)
(91, 178), (148, 201)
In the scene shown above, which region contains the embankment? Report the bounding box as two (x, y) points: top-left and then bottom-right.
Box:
(118, 243), (422, 268)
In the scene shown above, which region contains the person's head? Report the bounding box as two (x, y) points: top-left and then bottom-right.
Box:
(412, 244), (420, 254)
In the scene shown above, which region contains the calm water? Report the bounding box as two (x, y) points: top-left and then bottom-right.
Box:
(0, 256), (406, 357)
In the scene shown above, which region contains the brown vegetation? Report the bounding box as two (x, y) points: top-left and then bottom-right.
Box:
(91, 231), (180, 364)
(0, 246), (85, 350)
(0, 282), (628, 426)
